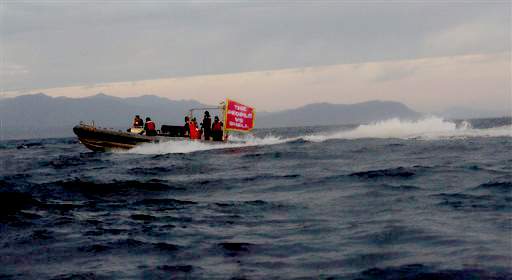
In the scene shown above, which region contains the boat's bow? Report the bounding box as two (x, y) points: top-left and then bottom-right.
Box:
(73, 123), (153, 152)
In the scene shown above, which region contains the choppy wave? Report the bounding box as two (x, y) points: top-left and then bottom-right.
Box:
(1, 118), (511, 279)
(122, 117), (511, 154)
(304, 117), (512, 142)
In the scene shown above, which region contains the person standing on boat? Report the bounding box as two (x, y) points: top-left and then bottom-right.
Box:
(144, 117), (157, 136)
(133, 115), (143, 128)
(211, 116), (223, 141)
(201, 111), (212, 141)
(184, 116), (190, 137)
(189, 118), (200, 139)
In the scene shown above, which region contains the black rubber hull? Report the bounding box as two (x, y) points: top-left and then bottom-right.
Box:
(73, 125), (156, 152)
(73, 124), (224, 152)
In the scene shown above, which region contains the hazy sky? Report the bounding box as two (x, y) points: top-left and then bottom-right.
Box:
(2, 1), (511, 112)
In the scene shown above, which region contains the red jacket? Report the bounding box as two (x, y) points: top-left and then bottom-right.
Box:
(212, 121), (223, 131)
(134, 118), (143, 127)
(145, 121), (156, 131)
(189, 122), (200, 139)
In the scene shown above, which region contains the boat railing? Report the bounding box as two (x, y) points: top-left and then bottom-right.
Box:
(188, 106), (225, 120)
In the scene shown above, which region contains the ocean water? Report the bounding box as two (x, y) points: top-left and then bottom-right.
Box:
(1, 116), (511, 279)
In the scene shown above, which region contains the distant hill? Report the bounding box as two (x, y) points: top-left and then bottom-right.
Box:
(0, 93), (210, 140)
(257, 101), (422, 127)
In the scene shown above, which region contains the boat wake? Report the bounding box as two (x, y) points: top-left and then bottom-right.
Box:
(122, 135), (284, 155)
(121, 117), (511, 154)
(304, 117), (511, 142)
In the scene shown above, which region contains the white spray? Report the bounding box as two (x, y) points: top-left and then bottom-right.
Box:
(120, 117), (511, 154)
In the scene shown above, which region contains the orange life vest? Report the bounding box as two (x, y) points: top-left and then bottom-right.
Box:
(189, 122), (200, 139)
(146, 121), (155, 131)
(134, 118), (143, 127)
(212, 121), (222, 131)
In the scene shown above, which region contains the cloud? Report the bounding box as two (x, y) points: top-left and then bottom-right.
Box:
(422, 20), (510, 55)
(2, 1), (510, 93)
(4, 53), (509, 113)
(82, 83), (112, 90)
(1, 64), (28, 75)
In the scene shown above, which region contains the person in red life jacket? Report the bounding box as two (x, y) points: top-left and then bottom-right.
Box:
(144, 117), (157, 136)
(133, 115), (143, 128)
(189, 118), (200, 139)
(211, 116), (224, 141)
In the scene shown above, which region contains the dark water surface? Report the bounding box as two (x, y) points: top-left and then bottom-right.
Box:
(1, 117), (511, 279)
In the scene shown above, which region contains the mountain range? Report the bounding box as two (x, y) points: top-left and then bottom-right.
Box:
(0, 93), (507, 140)
(257, 101), (421, 128)
(1, 93), (208, 140)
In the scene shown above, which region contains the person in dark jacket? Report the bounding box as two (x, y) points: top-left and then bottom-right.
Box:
(184, 116), (190, 137)
(211, 116), (223, 141)
(144, 117), (157, 136)
(201, 111), (212, 141)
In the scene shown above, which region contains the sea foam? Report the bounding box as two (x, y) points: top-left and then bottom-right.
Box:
(304, 117), (511, 142)
(123, 134), (287, 155)
(122, 117), (511, 154)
